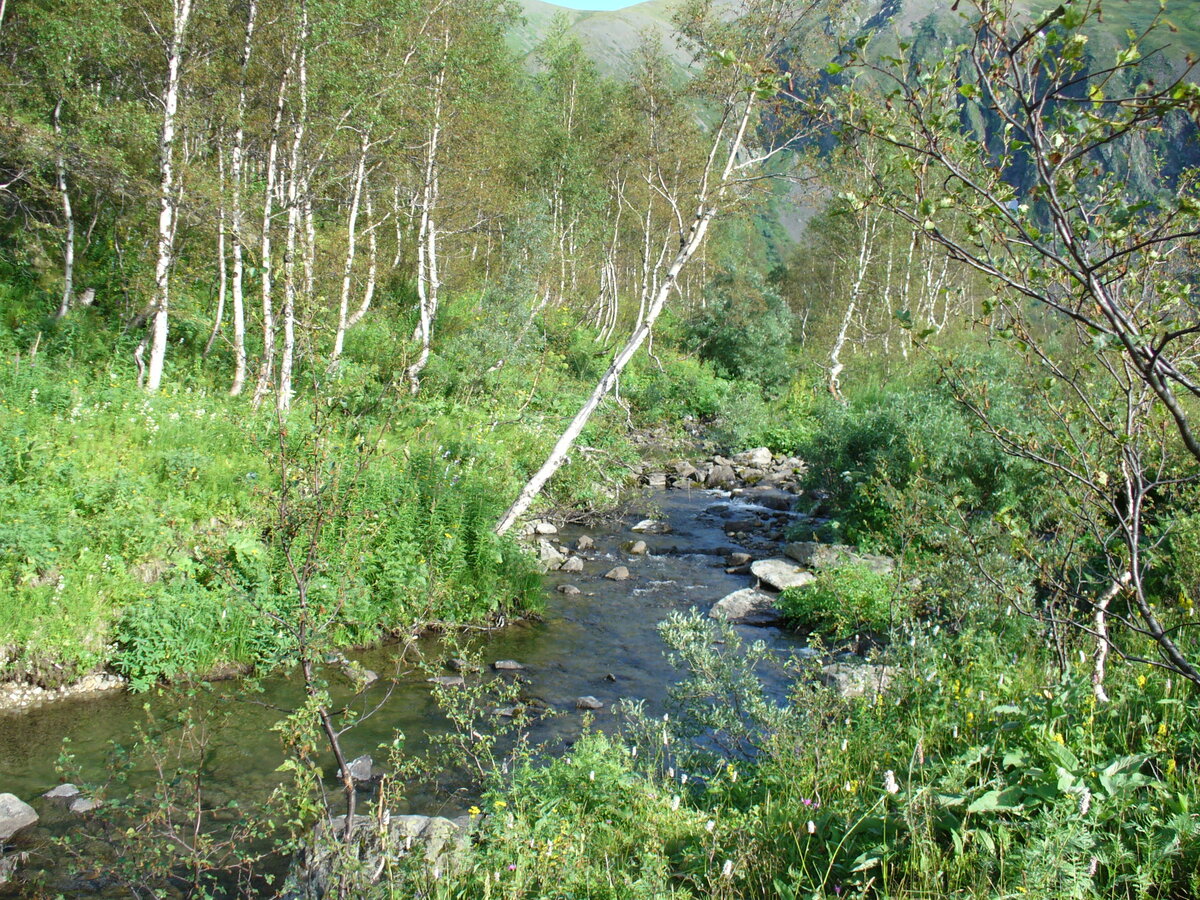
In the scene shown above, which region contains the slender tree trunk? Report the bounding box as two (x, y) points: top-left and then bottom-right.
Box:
(278, 3), (308, 413)
(346, 186), (377, 330)
(205, 147), (229, 357)
(331, 129), (368, 364)
(251, 52), (294, 409)
(829, 210), (874, 402)
(145, 0), (193, 392)
(405, 52), (446, 394)
(52, 99), (75, 321)
(496, 91), (755, 535)
(228, 0), (257, 395)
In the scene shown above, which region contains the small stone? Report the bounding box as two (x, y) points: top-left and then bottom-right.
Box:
(726, 552), (752, 567)
(631, 519), (671, 534)
(604, 566), (630, 581)
(534, 521), (558, 535)
(625, 540), (648, 555)
(575, 696), (604, 711)
(492, 660), (526, 671)
(603, 673), (617, 682)
(428, 675), (465, 688)
(560, 556), (584, 573)
(557, 584), (582, 595)
(446, 658), (480, 673)
(346, 755), (374, 783)
(643, 472), (668, 488)
(734, 447), (774, 468)
(68, 797), (99, 814)
(42, 784), (82, 803)
(576, 535), (595, 552)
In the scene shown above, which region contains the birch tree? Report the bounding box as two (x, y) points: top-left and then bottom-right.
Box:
(145, 0), (195, 393)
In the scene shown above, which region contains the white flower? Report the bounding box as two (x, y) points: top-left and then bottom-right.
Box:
(1079, 787), (1091, 816)
(705, 820), (715, 833)
(807, 820), (816, 835)
(589, 770), (595, 782)
(721, 859), (734, 879)
(668, 767), (675, 779)
(670, 795), (680, 811)
(681, 773), (688, 785)
(884, 770), (899, 795)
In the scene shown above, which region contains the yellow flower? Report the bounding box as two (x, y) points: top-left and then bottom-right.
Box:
(1136, 674), (1147, 689)
(1052, 733), (1065, 745)
(1157, 722), (1168, 738)
(1166, 758), (1177, 776)
(469, 806), (482, 816)
(493, 799), (507, 810)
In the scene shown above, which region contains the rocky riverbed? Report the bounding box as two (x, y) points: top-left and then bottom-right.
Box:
(1, 449), (896, 896)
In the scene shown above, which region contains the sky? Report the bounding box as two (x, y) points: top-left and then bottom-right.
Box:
(549, 0), (639, 8)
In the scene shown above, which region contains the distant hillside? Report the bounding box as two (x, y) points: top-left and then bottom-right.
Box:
(512, 0), (694, 75)
(513, 0), (1199, 78)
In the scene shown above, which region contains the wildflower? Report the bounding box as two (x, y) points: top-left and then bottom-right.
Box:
(884, 770), (899, 795)
(681, 773), (688, 785)
(1167, 758), (1177, 776)
(706, 820), (715, 833)
(507, 864), (517, 871)
(721, 859), (733, 879)
(493, 799), (507, 810)
(588, 770), (595, 782)
(1053, 733), (1065, 744)
(670, 795), (680, 811)
(1136, 674), (1147, 689)
(469, 806), (482, 816)
(807, 820), (816, 834)
(668, 767), (675, 779)
(1157, 722), (1168, 738)
(1078, 787), (1091, 816)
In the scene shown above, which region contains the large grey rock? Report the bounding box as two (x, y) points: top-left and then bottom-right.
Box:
(346, 755), (374, 783)
(575, 535), (595, 552)
(709, 588), (784, 626)
(289, 813), (473, 898)
(68, 797), (99, 814)
(821, 663), (893, 698)
(751, 558), (816, 592)
(625, 540), (648, 555)
(783, 542), (895, 575)
(492, 660), (526, 671)
(560, 556), (584, 573)
(706, 464), (737, 488)
(575, 696), (604, 710)
(734, 447), (774, 468)
(428, 675), (465, 688)
(604, 566), (630, 581)
(643, 472), (668, 488)
(533, 521), (558, 535)
(0, 794), (37, 841)
(744, 488), (795, 511)
(557, 584), (582, 596)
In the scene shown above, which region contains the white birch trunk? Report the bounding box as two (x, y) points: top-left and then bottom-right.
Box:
(829, 209), (874, 402)
(331, 129), (368, 364)
(228, 0), (257, 395)
(347, 186), (377, 329)
(204, 148), (229, 357)
(145, 0), (193, 393)
(53, 99), (75, 321)
(251, 52), (293, 409)
(278, 3), (308, 413)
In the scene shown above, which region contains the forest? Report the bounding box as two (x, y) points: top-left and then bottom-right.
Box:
(0, 0), (1198, 896)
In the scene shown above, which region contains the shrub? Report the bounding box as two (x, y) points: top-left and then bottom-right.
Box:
(778, 562), (901, 637)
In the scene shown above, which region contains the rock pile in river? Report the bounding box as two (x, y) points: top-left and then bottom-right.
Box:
(634, 447), (806, 492)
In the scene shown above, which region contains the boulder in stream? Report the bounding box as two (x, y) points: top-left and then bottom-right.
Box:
(492, 660), (525, 672)
(557, 584), (582, 596)
(0, 794), (37, 842)
(576, 535), (595, 552)
(560, 556), (584, 573)
(42, 784), (82, 804)
(631, 519), (671, 534)
(751, 559), (815, 592)
(346, 755), (374, 784)
(533, 521), (558, 535)
(604, 566), (631, 581)
(575, 696), (604, 711)
(625, 540), (648, 555)
(783, 542), (895, 575)
(428, 675), (465, 688)
(709, 589), (784, 626)
(733, 447), (774, 468)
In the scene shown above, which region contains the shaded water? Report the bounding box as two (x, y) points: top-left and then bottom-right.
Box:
(0, 486), (806, 894)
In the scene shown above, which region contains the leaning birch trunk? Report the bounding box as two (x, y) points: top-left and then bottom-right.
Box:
(330, 129), (368, 365)
(52, 99), (75, 321)
(145, 0), (193, 393)
(277, 4), (307, 413)
(251, 54), (293, 409)
(228, 0), (257, 395)
(1093, 571), (1133, 703)
(495, 92), (755, 536)
(828, 209), (874, 402)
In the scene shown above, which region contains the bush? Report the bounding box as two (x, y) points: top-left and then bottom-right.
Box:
(778, 562), (901, 637)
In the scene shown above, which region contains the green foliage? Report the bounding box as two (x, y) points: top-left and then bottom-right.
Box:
(779, 563), (901, 637)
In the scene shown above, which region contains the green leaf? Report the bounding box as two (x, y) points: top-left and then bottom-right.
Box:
(967, 785), (1024, 814)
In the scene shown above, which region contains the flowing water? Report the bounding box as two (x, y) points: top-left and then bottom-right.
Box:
(0, 486), (808, 895)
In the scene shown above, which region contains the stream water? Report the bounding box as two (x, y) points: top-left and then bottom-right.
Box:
(0, 486), (808, 896)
